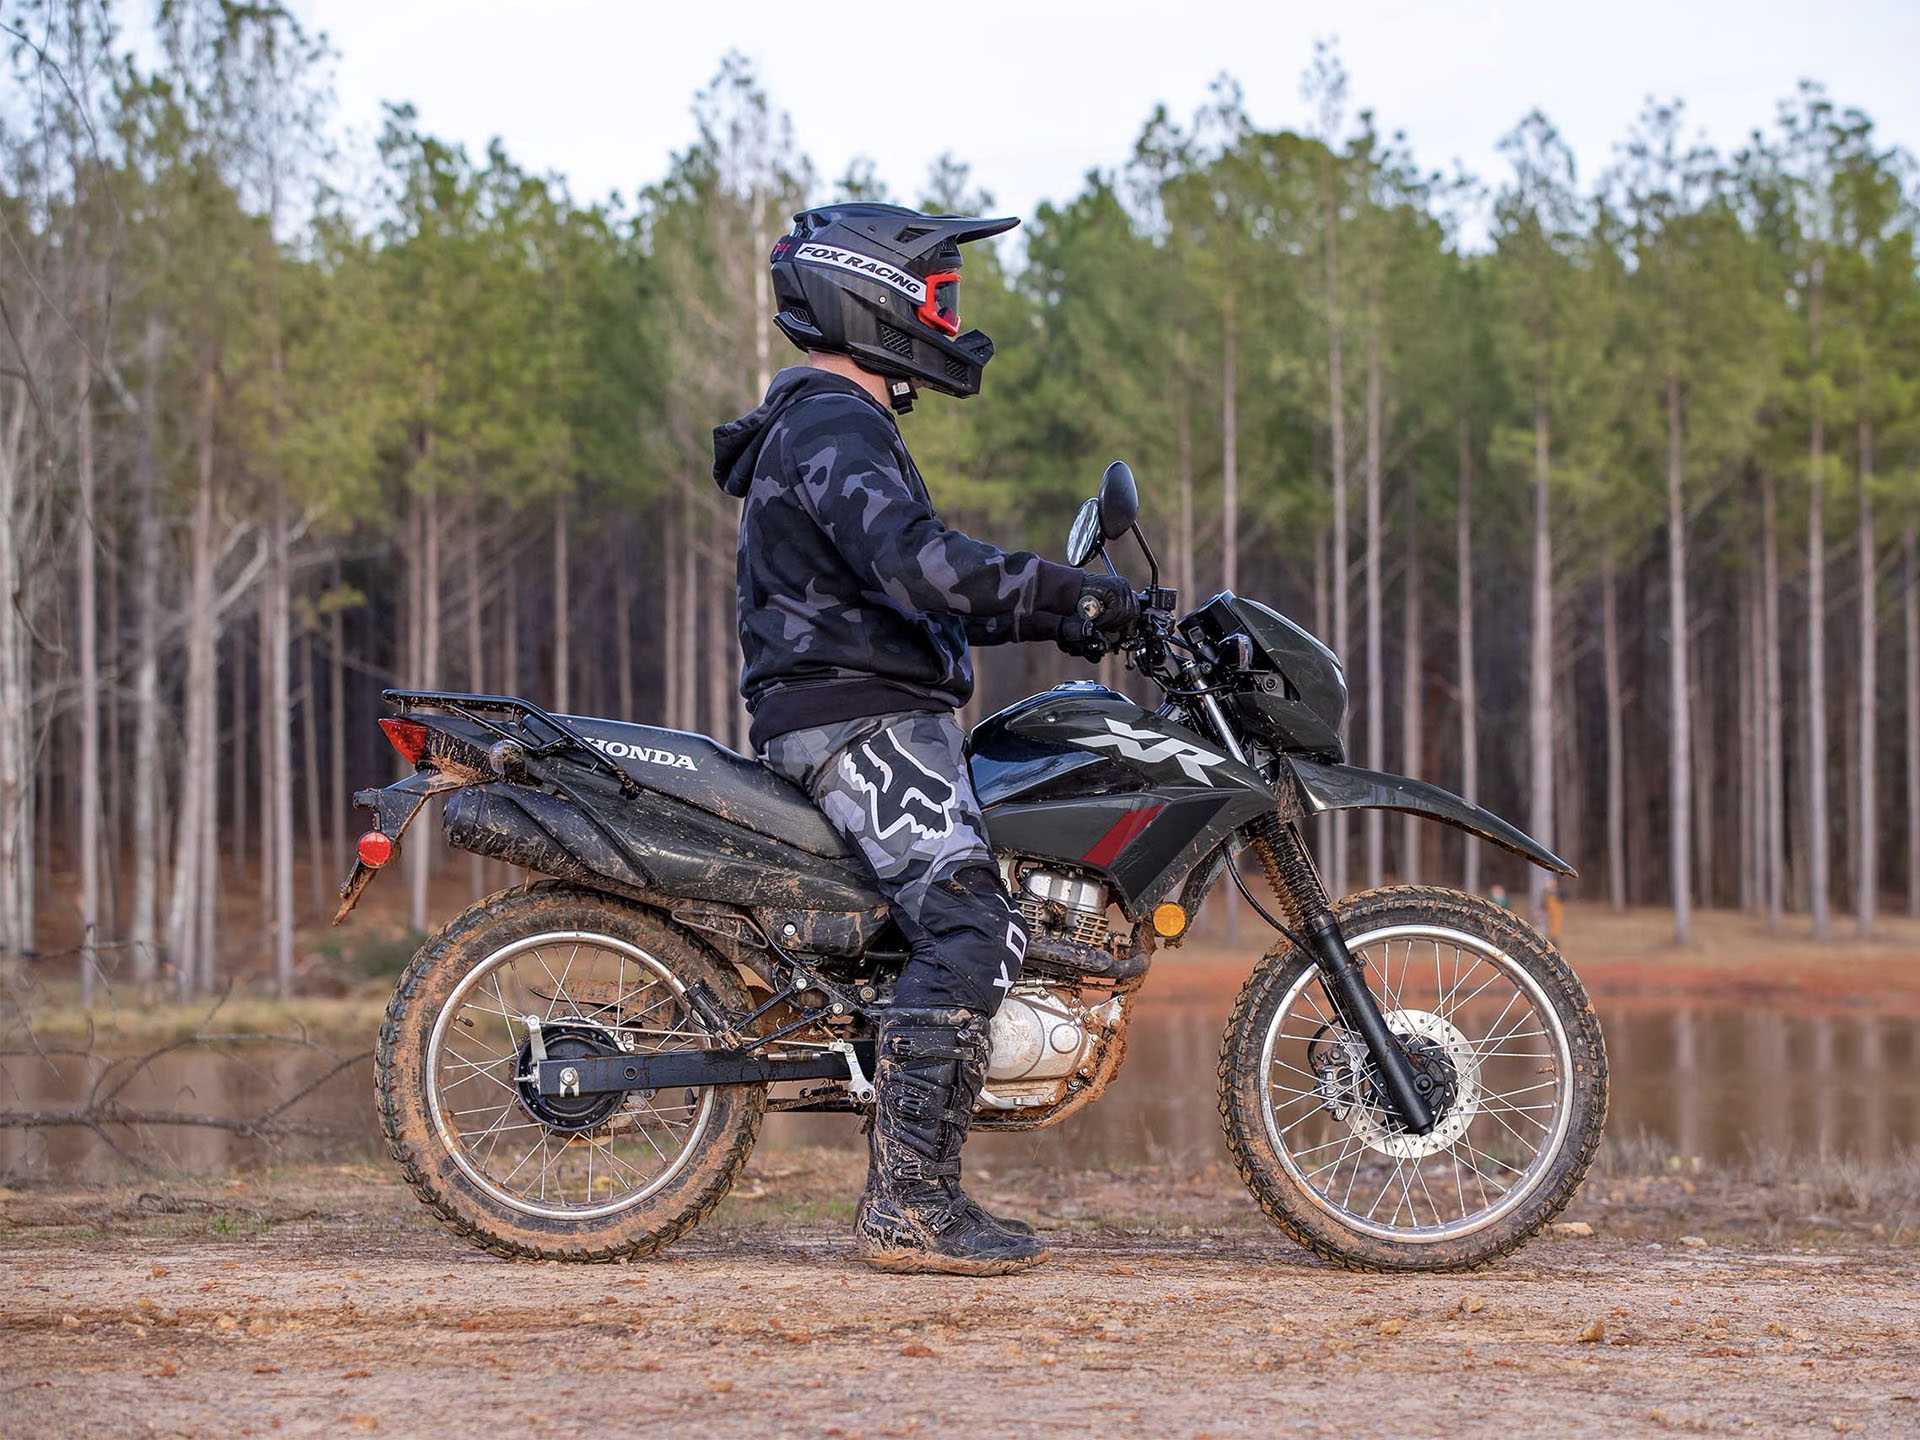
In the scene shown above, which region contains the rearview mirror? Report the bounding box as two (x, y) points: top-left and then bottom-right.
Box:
(1066, 498), (1103, 567)
(1098, 460), (1138, 540)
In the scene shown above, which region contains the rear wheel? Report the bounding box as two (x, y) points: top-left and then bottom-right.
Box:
(1219, 886), (1606, 1272)
(377, 882), (764, 1261)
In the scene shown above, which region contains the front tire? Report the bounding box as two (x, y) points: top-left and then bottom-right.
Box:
(1219, 886), (1606, 1272)
(376, 882), (764, 1261)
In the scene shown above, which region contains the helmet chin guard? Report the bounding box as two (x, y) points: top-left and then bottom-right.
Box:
(769, 203), (1018, 400)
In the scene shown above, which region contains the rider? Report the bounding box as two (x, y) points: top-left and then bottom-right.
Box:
(712, 203), (1137, 1274)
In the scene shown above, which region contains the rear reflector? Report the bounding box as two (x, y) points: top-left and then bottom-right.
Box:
(378, 717), (430, 765)
(357, 831), (395, 868)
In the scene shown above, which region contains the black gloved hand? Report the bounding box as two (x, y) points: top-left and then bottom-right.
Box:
(1054, 614), (1110, 661)
(1077, 573), (1140, 638)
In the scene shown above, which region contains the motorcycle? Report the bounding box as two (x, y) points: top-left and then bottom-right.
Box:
(339, 462), (1606, 1273)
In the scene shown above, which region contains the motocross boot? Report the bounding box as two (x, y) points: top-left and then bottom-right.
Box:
(856, 1007), (1050, 1275)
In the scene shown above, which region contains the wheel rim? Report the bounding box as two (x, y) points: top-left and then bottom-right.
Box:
(1258, 923), (1575, 1244)
(425, 930), (718, 1222)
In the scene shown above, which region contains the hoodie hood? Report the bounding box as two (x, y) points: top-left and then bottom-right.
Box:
(713, 366), (891, 498)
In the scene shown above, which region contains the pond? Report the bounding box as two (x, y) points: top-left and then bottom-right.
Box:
(5, 993), (1914, 1182)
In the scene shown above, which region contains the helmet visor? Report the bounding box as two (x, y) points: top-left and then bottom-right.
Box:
(917, 271), (961, 337)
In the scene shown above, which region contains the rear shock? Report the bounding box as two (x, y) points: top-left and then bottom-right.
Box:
(1246, 814), (1437, 1136)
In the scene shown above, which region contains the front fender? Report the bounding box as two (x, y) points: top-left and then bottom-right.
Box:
(1286, 758), (1576, 878)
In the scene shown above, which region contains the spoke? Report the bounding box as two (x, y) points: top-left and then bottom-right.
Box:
(1413, 1159), (1446, 1226)
(1477, 1100), (1546, 1153)
(1436, 962), (1504, 1022)
(1460, 985), (1525, 1050)
(1300, 1126), (1366, 1187)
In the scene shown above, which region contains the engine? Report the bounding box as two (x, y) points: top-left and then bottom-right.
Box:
(981, 862), (1124, 1112)
(1011, 864), (1112, 947)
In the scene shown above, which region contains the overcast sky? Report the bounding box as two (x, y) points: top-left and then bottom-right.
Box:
(285, 0), (1918, 230)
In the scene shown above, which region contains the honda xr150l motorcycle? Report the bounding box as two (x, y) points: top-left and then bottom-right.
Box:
(338, 462), (1607, 1273)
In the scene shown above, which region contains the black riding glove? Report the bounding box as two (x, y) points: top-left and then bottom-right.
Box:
(1054, 614), (1110, 661)
(1077, 574), (1140, 637)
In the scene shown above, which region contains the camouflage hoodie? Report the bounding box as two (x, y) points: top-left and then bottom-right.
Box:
(714, 367), (1083, 750)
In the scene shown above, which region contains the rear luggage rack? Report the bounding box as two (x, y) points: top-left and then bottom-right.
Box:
(382, 689), (640, 798)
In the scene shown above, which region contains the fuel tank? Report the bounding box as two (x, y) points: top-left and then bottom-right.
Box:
(967, 683), (1277, 916)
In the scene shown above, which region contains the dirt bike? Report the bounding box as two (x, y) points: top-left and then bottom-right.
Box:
(338, 461), (1606, 1273)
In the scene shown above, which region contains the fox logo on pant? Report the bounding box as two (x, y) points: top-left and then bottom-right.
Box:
(842, 729), (957, 842)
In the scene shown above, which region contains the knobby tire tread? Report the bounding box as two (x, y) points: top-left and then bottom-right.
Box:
(376, 881), (764, 1263)
(1217, 885), (1608, 1273)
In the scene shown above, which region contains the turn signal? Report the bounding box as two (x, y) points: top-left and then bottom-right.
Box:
(1152, 903), (1187, 938)
(357, 831), (395, 868)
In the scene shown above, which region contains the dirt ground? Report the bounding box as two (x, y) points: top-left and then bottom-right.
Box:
(4, 1148), (1917, 1438)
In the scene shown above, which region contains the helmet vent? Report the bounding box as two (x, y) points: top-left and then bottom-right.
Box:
(944, 355), (970, 382)
(784, 302), (815, 328)
(877, 323), (914, 358)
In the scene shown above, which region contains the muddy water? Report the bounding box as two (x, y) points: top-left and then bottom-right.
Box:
(4, 1001), (1916, 1182)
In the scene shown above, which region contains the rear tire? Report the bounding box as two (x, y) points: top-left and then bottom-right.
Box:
(376, 882), (764, 1261)
(1219, 885), (1606, 1272)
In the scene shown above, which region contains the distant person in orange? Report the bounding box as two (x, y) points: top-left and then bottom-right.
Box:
(1543, 878), (1564, 942)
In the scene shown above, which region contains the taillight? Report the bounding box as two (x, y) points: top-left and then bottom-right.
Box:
(379, 716), (430, 765)
(357, 832), (395, 867)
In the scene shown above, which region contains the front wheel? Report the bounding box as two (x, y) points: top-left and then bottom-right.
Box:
(1219, 885), (1607, 1272)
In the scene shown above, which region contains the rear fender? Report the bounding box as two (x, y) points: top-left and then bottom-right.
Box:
(1286, 758), (1576, 878)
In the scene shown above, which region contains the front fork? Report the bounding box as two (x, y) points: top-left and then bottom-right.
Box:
(1245, 817), (1436, 1135)
(1185, 684), (1435, 1135)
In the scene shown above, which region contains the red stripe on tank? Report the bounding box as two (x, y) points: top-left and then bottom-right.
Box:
(1082, 805), (1165, 869)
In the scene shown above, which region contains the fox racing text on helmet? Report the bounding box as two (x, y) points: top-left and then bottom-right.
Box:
(769, 202), (1019, 412)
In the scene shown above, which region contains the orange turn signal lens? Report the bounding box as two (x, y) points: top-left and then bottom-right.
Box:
(1152, 903), (1186, 938)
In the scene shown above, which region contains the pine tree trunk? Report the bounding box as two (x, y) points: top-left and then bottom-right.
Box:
(257, 566), (275, 955)
(1221, 291), (1238, 594)
(301, 626), (325, 918)
(553, 489), (570, 713)
(679, 494), (698, 731)
(233, 621), (249, 886)
(464, 509), (486, 899)
(328, 560), (347, 883)
(1325, 180), (1349, 901)
(502, 544), (520, 698)
(1601, 552), (1626, 910)
(129, 321), (164, 993)
(1364, 304), (1384, 890)
(1456, 418), (1480, 895)
(705, 508), (732, 742)
(663, 496), (682, 727)
(1904, 524), (1918, 918)
(0, 319), (36, 966)
(1315, 517), (1332, 864)
(1666, 367), (1692, 943)
(615, 530), (635, 720)
(1737, 567), (1758, 912)
(168, 360), (219, 999)
(1528, 386), (1554, 923)
(75, 322), (101, 1004)
(1176, 353), (1195, 607)
(1400, 474), (1423, 885)
(407, 484), (440, 934)
(1807, 267), (1831, 938)
(268, 498), (294, 995)
(1855, 412), (1875, 935)
(1763, 471), (1785, 929)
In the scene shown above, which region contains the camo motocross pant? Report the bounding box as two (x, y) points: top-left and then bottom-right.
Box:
(761, 711), (1027, 1016)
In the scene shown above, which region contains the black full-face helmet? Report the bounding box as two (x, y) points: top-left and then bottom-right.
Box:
(769, 202), (1019, 411)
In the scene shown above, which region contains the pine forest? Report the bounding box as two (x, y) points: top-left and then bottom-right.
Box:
(5, 4), (1919, 1005)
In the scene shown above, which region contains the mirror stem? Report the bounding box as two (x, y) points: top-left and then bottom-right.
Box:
(1129, 522), (1162, 591)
